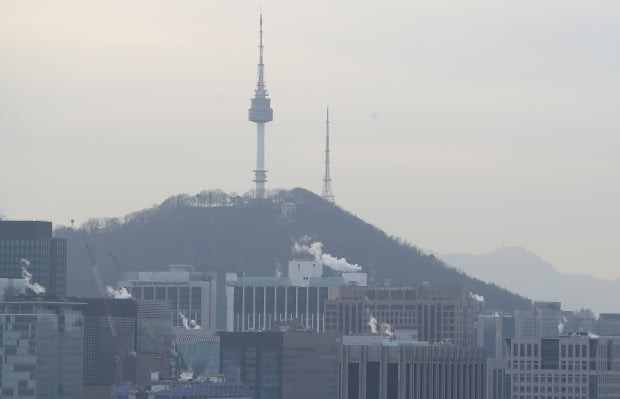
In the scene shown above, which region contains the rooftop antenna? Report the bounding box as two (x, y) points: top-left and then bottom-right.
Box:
(322, 107), (335, 203)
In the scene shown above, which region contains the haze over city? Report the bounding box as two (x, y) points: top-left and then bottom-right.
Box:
(2, 0), (619, 280)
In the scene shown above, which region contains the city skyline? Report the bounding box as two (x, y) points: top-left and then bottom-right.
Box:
(2, 1), (619, 280)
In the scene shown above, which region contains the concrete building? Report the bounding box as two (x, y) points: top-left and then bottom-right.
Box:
(0, 221), (67, 297)
(0, 299), (84, 399)
(504, 334), (620, 399)
(226, 259), (367, 332)
(119, 265), (217, 329)
(514, 302), (565, 338)
(324, 285), (476, 346)
(599, 314), (620, 336)
(220, 327), (340, 399)
(340, 330), (487, 399)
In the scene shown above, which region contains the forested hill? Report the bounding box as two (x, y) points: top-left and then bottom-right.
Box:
(56, 188), (531, 323)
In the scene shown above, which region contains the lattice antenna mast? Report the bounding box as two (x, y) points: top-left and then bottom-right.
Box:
(322, 107), (335, 203)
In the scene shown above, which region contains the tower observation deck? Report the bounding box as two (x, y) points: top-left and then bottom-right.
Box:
(248, 14), (273, 199)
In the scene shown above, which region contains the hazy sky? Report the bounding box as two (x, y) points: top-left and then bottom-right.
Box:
(2, 1), (619, 279)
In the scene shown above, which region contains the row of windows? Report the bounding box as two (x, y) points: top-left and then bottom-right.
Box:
(130, 286), (202, 310)
(513, 385), (587, 394)
(0, 240), (48, 247)
(509, 360), (589, 371)
(512, 373), (589, 384)
(512, 395), (588, 399)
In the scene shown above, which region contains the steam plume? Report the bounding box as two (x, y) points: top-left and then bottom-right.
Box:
(558, 316), (568, 334)
(380, 322), (394, 337)
(470, 292), (485, 302)
(106, 286), (132, 299)
(368, 315), (378, 334)
(294, 237), (362, 272)
(20, 259), (46, 294)
(178, 312), (201, 330)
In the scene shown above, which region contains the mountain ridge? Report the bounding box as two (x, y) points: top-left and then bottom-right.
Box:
(55, 188), (532, 327)
(440, 246), (619, 313)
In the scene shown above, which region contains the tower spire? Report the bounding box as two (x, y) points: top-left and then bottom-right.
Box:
(248, 12), (273, 200)
(322, 107), (335, 203)
(257, 13), (265, 93)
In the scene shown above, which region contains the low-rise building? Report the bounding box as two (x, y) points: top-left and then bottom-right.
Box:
(226, 259), (367, 332)
(505, 334), (620, 399)
(325, 285), (476, 346)
(119, 265), (217, 329)
(340, 330), (486, 399)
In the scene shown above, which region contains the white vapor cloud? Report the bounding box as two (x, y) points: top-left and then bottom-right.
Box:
(20, 258), (46, 295)
(294, 237), (362, 272)
(106, 286), (132, 299)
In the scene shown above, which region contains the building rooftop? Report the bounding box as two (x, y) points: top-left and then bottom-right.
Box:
(0, 220), (52, 239)
(343, 329), (430, 347)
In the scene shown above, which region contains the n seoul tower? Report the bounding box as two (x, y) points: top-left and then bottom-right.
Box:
(248, 14), (273, 199)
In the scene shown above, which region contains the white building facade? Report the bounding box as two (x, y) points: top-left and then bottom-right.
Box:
(119, 265), (217, 329)
(226, 259), (367, 332)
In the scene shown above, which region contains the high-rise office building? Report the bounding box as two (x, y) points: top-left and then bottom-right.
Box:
(220, 328), (340, 399)
(226, 259), (367, 332)
(504, 334), (620, 399)
(514, 301), (566, 338)
(340, 330), (487, 399)
(0, 221), (67, 297)
(82, 298), (137, 399)
(118, 264), (217, 329)
(477, 314), (515, 399)
(598, 314), (620, 336)
(0, 298), (84, 399)
(324, 285), (476, 346)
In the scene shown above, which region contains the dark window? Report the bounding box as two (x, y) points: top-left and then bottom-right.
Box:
(276, 287), (286, 317)
(286, 287), (296, 318)
(387, 363), (398, 399)
(348, 363), (359, 399)
(168, 287), (178, 309)
(180, 287), (190, 309)
(191, 287), (202, 310)
(541, 339), (560, 370)
(298, 287), (307, 318)
(143, 286), (154, 300)
(366, 361), (380, 399)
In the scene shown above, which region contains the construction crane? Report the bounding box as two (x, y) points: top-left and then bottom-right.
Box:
(85, 244), (135, 385)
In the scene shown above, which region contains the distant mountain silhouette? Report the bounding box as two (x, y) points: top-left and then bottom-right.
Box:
(440, 247), (619, 314)
(55, 188), (531, 328)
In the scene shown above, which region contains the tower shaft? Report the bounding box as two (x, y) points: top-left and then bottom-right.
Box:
(248, 13), (273, 199)
(322, 107), (335, 203)
(254, 123), (266, 199)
